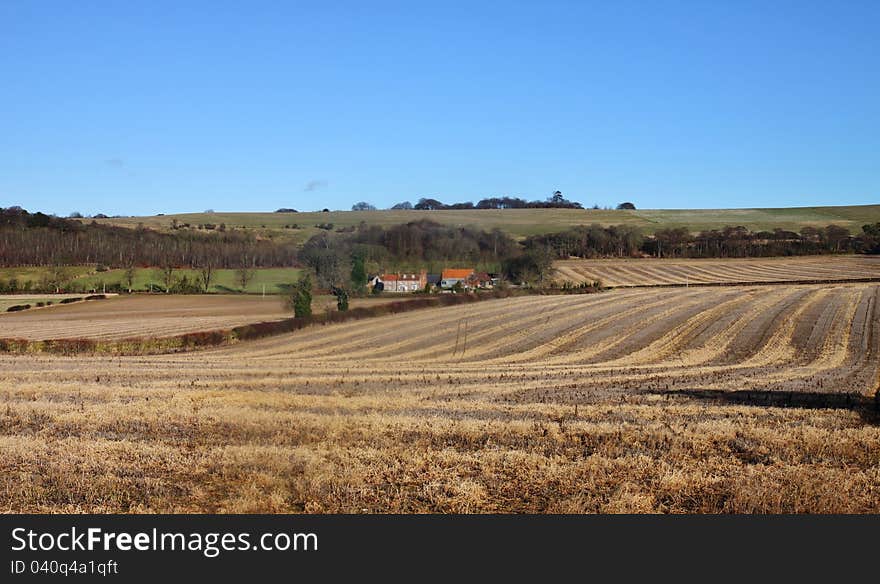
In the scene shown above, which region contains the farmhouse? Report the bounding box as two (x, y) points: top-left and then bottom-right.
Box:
(372, 270), (427, 293)
(440, 268), (474, 289)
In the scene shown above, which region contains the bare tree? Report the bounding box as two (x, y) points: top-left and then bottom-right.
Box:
(156, 262), (175, 293)
(197, 262), (215, 293)
(123, 257), (137, 292)
(47, 262), (71, 293)
(235, 266), (256, 292)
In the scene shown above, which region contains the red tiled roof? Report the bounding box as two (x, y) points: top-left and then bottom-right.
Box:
(441, 268), (474, 279)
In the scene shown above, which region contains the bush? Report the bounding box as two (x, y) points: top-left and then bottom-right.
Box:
(332, 286), (349, 311)
(6, 304), (31, 312)
(59, 297), (84, 304)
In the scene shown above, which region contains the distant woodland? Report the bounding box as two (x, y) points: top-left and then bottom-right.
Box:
(525, 223), (880, 259)
(2, 207), (878, 282)
(0, 207), (296, 269)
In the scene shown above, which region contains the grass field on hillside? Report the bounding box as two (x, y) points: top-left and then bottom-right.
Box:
(86, 204), (880, 242)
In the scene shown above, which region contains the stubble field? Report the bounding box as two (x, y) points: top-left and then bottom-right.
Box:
(0, 294), (413, 341)
(1, 283), (878, 513)
(555, 255), (880, 287)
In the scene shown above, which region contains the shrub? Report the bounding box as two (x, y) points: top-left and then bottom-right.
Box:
(335, 288), (349, 311)
(6, 304), (31, 312)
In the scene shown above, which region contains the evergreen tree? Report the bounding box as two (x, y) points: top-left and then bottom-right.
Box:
(288, 273), (313, 317)
(332, 286), (349, 311)
(350, 254), (367, 295)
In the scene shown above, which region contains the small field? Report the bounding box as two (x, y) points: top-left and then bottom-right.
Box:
(0, 295), (287, 340)
(0, 267), (301, 294)
(1, 283), (878, 513)
(0, 294), (91, 312)
(0, 293), (417, 341)
(555, 255), (880, 287)
(72, 267), (302, 294)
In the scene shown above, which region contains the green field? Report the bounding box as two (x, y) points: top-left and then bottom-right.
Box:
(0, 266), (94, 282)
(88, 204), (880, 242)
(0, 267), (302, 294)
(0, 296), (67, 311)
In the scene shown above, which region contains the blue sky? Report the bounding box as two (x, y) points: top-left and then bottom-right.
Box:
(1, 0), (877, 215)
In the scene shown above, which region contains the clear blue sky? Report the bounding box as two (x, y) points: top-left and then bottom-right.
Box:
(1, 0), (877, 215)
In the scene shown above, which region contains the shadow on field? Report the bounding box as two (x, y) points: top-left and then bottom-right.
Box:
(655, 388), (880, 425)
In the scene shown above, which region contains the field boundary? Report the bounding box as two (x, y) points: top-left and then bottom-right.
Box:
(0, 287), (601, 356)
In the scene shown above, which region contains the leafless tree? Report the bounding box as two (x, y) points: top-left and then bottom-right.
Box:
(197, 262), (216, 293)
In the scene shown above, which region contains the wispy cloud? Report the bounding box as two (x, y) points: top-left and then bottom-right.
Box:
(104, 158), (125, 168)
(304, 179), (328, 192)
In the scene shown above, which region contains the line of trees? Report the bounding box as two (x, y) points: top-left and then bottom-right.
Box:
(524, 223), (880, 259)
(0, 207), (297, 269)
(523, 224), (644, 258)
(644, 225), (873, 258)
(388, 191), (584, 211)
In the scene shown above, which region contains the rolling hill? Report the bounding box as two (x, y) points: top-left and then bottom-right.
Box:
(87, 204), (880, 244)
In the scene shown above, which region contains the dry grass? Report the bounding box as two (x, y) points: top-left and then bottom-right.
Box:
(1, 283), (878, 513)
(555, 255), (880, 287)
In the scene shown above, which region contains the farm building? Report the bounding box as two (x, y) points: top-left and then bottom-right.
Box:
(466, 271), (494, 289)
(371, 270), (427, 293)
(440, 268), (475, 289)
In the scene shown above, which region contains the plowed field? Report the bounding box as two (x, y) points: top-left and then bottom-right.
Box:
(555, 255), (880, 287)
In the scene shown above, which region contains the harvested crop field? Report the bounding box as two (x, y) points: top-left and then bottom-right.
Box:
(1, 283), (878, 513)
(0, 294), (414, 341)
(0, 295), (290, 340)
(555, 255), (880, 287)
